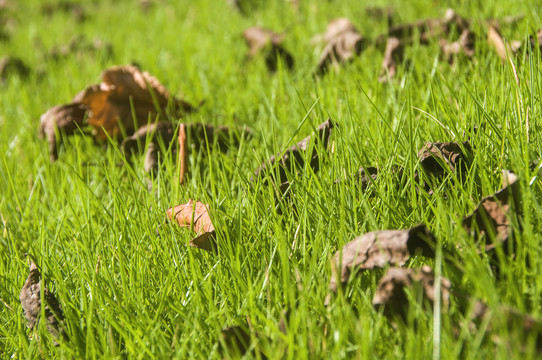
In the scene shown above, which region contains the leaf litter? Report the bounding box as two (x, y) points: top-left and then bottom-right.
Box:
(165, 199), (216, 252)
(243, 26), (294, 71)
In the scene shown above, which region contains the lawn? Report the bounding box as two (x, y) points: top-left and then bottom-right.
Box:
(1, 0), (542, 358)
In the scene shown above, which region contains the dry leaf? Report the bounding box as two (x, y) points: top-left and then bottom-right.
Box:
(253, 119), (335, 187)
(462, 170), (520, 253)
(166, 199), (216, 252)
(77, 65), (194, 140)
(487, 25), (521, 61)
(217, 323), (266, 359)
(38, 102), (87, 162)
(243, 27), (293, 71)
(440, 29), (476, 62)
(0, 55), (30, 82)
(41, 1), (86, 22)
(48, 35), (113, 61)
(20, 256), (66, 344)
(378, 37), (404, 82)
(418, 141), (471, 176)
(329, 224), (435, 293)
(316, 18), (366, 73)
(373, 265), (451, 319)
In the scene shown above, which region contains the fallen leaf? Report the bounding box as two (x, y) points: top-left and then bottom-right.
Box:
(372, 265), (451, 319)
(38, 102), (87, 161)
(252, 119), (335, 187)
(418, 141), (472, 176)
(356, 166), (379, 189)
(378, 37), (404, 82)
(166, 199), (216, 252)
(487, 25), (521, 61)
(76, 64), (195, 140)
(329, 224), (435, 293)
(217, 322), (267, 359)
(41, 1), (86, 22)
(440, 29), (476, 62)
(0, 55), (30, 82)
(462, 170), (520, 253)
(316, 18), (366, 73)
(19, 256), (66, 344)
(48, 35), (113, 61)
(243, 27), (293, 71)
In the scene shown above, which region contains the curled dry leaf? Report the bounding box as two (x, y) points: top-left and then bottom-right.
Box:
(38, 102), (87, 162)
(418, 141), (472, 176)
(329, 224), (435, 293)
(19, 257), (66, 344)
(166, 199), (216, 252)
(378, 37), (403, 82)
(372, 265), (451, 319)
(243, 27), (293, 71)
(316, 18), (366, 73)
(77, 65), (194, 140)
(252, 119), (335, 188)
(440, 29), (476, 62)
(462, 170), (520, 253)
(487, 25), (521, 61)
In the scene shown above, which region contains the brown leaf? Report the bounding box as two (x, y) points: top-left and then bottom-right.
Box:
(373, 265), (451, 319)
(48, 35), (113, 61)
(41, 1), (86, 22)
(329, 224), (435, 293)
(0, 55), (30, 82)
(243, 27), (293, 71)
(38, 103), (87, 161)
(378, 37), (404, 82)
(487, 25), (520, 61)
(19, 256), (66, 344)
(252, 119), (334, 187)
(462, 170), (520, 252)
(316, 18), (366, 73)
(440, 29), (476, 62)
(418, 141), (472, 176)
(77, 65), (194, 140)
(218, 323), (266, 359)
(166, 199), (216, 252)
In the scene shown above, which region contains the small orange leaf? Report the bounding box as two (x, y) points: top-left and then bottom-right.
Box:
(166, 199), (216, 252)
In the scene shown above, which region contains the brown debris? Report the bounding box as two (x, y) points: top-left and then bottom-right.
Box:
(217, 323), (266, 359)
(372, 265), (451, 319)
(418, 141), (471, 176)
(48, 35), (113, 61)
(38, 102), (87, 162)
(19, 256), (66, 344)
(487, 25), (521, 61)
(166, 199), (216, 252)
(378, 37), (404, 82)
(462, 170), (520, 253)
(41, 1), (86, 22)
(243, 27), (293, 71)
(329, 224), (435, 293)
(253, 119), (334, 187)
(0, 55), (30, 82)
(316, 18), (366, 73)
(440, 29), (476, 62)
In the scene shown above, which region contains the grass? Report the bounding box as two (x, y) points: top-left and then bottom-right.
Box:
(1, 0), (542, 358)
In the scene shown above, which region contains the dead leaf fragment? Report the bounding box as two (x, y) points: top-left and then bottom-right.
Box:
(487, 25), (520, 61)
(77, 65), (194, 140)
(440, 29), (476, 62)
(329, 224), (435, 293)
(41, 1), (86, 22)
(243, 27), (293, 71)
(166, 199), (216, 252)
(418, 141), (471, 176)
(316, 18), (366, 73)
(0, 55), (30, 82)
(462, 170), (520, 252)
(253, 119), (334, 187)
(38, 102), (87, 161)
(19, 257), (66, 344)
(373, 265), (451, 319)
(378, 37), (403, 82)
(218, 323), (267, 359)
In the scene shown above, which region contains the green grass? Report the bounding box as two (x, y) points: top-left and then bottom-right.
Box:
(1, 0), (542, 358)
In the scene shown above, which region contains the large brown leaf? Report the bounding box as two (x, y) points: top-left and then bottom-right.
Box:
(372, 265), (451, 319)
(418, 141), (471, 176)
(38, 102), (87, 161)
(252, 119), (334, 188)
(243, 27), (293, 71)
(329, 224), (435, 293)
(316, 18), (366, 73)
(462, 170), (520, 253)
(77, 65), (194, 140)
(19, 256), (66, 344)
(166, 199), (216, 252)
